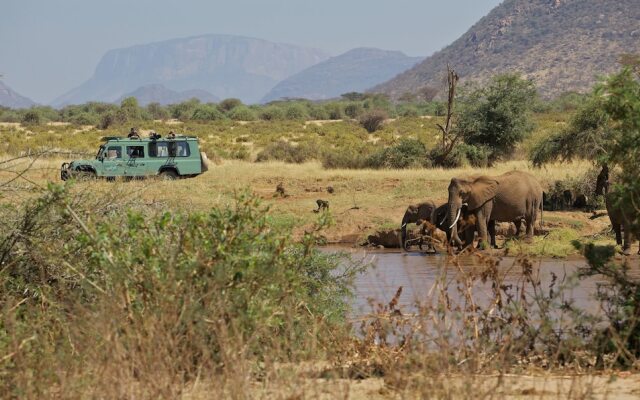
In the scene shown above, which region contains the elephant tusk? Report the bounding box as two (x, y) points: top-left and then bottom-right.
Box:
(449, 208), (462, 229)
(439, 215), (447, 226)
(401, 223), (407, 229)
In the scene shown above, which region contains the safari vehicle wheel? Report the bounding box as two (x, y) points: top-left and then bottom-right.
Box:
(159, 169), (178, 180)
(76, 171), (97, 181)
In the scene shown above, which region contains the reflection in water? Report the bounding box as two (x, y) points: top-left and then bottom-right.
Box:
(330, 248), (634, 319)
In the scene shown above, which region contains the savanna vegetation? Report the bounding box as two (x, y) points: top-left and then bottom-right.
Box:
(1, 64), (640, 398)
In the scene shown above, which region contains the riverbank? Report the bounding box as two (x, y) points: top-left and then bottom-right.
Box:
(0, 157), (617, 258)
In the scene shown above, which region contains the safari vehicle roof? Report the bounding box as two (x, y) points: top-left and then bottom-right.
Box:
(100, 135), (199, 144)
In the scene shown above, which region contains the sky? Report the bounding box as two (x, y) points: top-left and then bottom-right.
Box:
(0, 0), (502, 104)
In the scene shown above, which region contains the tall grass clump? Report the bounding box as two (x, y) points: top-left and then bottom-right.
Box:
(0, 185), (360, 398)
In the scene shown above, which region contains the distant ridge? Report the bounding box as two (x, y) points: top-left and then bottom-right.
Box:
(372, 0), (640, 99)
(261, 48), (422, 103)
(52, 34), (330, 106)
(0, 81), (36, 109)
(117, 84), (219, 106)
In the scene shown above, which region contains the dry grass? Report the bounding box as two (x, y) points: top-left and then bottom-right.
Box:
(0, 157), (600, 250)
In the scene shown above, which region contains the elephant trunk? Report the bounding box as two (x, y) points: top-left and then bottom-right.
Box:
(448, 205), (464, 246)
(401, 215), (409, 251)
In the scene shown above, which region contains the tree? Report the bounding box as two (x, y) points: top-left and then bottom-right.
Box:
(218, 98), (243, 113)
(120, 97), (141, 120)
(459, 73), (536, 164)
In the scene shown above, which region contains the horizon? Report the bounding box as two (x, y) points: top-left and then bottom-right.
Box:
(1, 0), (502, 104)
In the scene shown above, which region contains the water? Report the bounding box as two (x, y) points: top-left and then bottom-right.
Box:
(328, 247), (640, 319)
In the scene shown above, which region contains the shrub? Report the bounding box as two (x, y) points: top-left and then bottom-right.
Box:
(459, 73), (536, 164)
(255, 140), (318, 163)
(0, 188), (360, 395)
(343, 102), (364, 119)
(366, 138), (430, 169)
(323, 103), (344, 120)
(321, 148), (369, 169)
(120, 97), (141, 120)
(191, 104), (225, 121)
(228, 106), (257, 121)
(259, 106), (286, 121)
(218, 98), (243, 113)
(21, 109), (42, 125)
(146, 102), (170, 120)
(359, 109), (388, 133)
(284, 103), (309, 120)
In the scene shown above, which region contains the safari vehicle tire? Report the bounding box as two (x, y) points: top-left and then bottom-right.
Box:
(76, 170), (97, 181)
(159, 169), (178, 180)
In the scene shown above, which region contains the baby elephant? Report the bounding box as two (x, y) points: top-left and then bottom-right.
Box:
(400, 201), (475, 252)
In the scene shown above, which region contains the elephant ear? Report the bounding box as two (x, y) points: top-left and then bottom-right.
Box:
(467, 177), (499, 210)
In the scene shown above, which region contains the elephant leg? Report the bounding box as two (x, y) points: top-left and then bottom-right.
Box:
(476, 208), (490, 250)
(622, 224), (632, 255)
(613, 223), (622, 246)
(488, 220), (498, 248)
(513, 219), (521, 237)
(525, 215), (535, 242)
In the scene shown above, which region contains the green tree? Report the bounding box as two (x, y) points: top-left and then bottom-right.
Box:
(120, 97), (141, 120)
(191, 104), (225, 121)
(459, 73), (536, 164)
(218, 98), (243, 113)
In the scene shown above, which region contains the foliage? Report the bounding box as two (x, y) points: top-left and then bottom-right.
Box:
(228, 105), (256, 121)
(0, 187), (360, 396)
(191, 104), (225, 121)
(359, 109), (387, 133)
(217, 98), (243, 113)
(255, 140), (319, 163)
(459, 73), (536, 164)
(529, 97), (610, 166)
(366, 138), (430, 169)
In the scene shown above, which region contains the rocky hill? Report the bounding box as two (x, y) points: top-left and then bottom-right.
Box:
(52, 34), (330, 106)
(0, 81), (36, 109)
(372, 0), (640, 99)
(117, 84), (219, 106)
(261, 48), (422, 103)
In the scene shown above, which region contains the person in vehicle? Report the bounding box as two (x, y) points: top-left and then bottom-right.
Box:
(128, 127), (140, 138)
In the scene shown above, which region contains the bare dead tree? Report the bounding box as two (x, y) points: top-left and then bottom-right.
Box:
(434, 65), (463, 165)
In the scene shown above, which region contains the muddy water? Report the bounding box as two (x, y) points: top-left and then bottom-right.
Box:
(328, 247), (640, 319)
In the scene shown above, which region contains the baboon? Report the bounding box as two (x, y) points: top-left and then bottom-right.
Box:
(326, 186), (334, 194)
(573, 194), (588, 209)
(275, 182), (286, 197)
(314, 199), (329, 213)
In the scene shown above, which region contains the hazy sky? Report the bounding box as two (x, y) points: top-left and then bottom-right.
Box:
(1, 0), (502, 104)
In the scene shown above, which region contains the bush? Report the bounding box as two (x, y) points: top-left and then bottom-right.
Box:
(321, 148), (369, 169)
(255, 140), (318, 163)
(218, 98), (243, 113)
(459, 73), (536, 164)
(21, 109), (42, 125)
(366, 138), (430, 169)
(284, 103), (309, 120)
(146, 102), (170, 120)
(259, 106), (286, 121)
(120, 97), (141, 120)
(429, 143), (489, 168)
(359, 109), (388, 133)
(228, 106), (257, 121)
(323, 103), (344, 120)
(343, 102), (364, 119)
(0, 188), (360, 396)
(191, 104), (225, 121)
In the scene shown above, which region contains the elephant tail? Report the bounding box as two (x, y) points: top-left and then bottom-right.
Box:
(540, 198), (544, 228)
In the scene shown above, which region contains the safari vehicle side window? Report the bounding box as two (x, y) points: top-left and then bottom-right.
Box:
(149, 142), (169, 157)
(167, 141), (191, 157)
(106, 146), (122, 159)
(127, 145), (145, 158)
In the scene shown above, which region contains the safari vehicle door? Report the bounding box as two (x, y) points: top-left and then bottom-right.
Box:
(99, 144), (126, 176)
(124, 143), (147, 177)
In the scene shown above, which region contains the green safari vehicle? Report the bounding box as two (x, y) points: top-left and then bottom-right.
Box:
(61, 135), (209, 181)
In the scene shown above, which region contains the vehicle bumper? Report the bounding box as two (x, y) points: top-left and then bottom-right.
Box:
(61, 162), (71, 181)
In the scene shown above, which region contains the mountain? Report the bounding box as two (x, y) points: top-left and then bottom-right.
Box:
(261, 48), (422, 102)
(372, 0), (640, 99)
(117, 84), (219, 106)
(52, 34), (330, 106)
(0, 81), (36, 109)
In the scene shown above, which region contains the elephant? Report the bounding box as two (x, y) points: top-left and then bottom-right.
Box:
(596, 165), (639, 255)
(401, 201), (475, 251)
(446, 171), (543, 249)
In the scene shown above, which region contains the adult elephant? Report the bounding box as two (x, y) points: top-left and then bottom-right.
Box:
(447, 171), (543, 249)
(401, 201), (475, 251)
(595, 164), (639, 255)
